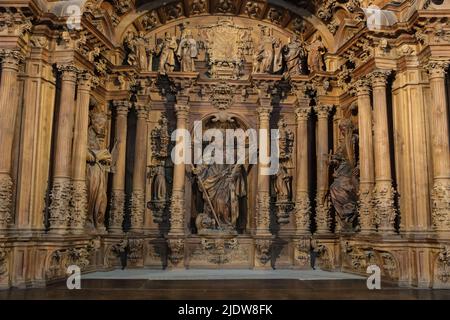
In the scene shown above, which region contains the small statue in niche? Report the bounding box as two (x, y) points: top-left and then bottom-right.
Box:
(156, 32), (178, 74)
(148, 113), (170, 223)
(329, 119), (359, 232)
(151, 166), (167, 202)
(283, 34), (307, 78)
(86, 103), (113, 231)
(123, 30), (137, 66)
(274, 165), (292, 202)
(307, 34), (327, 73)
(135, 31), (149, 71)
(177, 29), (198, 72)
(273, 117), (294, 224)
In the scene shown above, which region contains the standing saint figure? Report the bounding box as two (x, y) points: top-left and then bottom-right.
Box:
(152, 165), (167, 202)
(193, 162), (247, 230)
(307, 34), (327, 73)
(283, 35), (306, 78)
(156, 32), (178, 74)
(86, 106), (113, 231)
(177, 29), (198, 72)
(329, 119), (359, 232)
(253, 27), (275, 73)
(274, 165), (292, 202)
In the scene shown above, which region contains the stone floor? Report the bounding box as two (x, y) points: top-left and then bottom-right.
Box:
(0, 269), (449, 300)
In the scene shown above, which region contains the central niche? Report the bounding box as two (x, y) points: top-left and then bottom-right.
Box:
(190, 116), (253, 236)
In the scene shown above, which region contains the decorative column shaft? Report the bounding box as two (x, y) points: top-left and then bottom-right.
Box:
(49, 64), (78, 234)
(255, 99), (273, 236)
(371, 70), (396, 234)
(168, 103), (189, 236)
(71, 71), (93, 233)
(130, 104), (149, 232)
(355, 78), (375, 233)
(108, 100), (130, 234)
(294, 104), (311, 235)
(314, 105), (332, 234)
(0, 49), (22, 229)
(425, 61), (450, 232)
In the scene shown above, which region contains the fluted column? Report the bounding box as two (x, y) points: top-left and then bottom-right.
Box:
(108, 100), (130, 234)
(314, 105), (332, 234)
(168, 103), (189, 236)
(130, 104), (149, 233)
(71, 71), (94, 233)
(371, 70), (396, 234)
(425, 60), (450, 232)
(49, 64), (78, 234)
(0, 49), (23, 229)
(355, 78), (375, 233)
(294, 104), (311, 235)
(255, 100), (272, 236)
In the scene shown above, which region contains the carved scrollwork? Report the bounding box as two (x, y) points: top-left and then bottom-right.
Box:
(0, 245), (9, 282)
(201, 238), (238, 264)
(255, 239), (272, 265)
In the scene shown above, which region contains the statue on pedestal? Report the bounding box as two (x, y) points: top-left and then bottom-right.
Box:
(156, 33), (178, 74)
(177, 29), (198, 72)
(283, 34), (307, 78)
(253, 27), (282, 74)
(307, 34), (327, 73)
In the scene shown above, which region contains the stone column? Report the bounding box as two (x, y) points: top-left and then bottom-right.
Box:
(0, 49), (22, 229)
(255, 100), (272, 236)
(355, 78), (375, 233)
(71, 71), (93, 233)
(130, 104), (149, 233)
(425, 60), (450, 232)
(168, 103), (189, 236)
(49, 64), (78, 234)
(294, 104), (311, 235)
(108, 100), (130, 234)
(371, 70), (396, 234)
(314, 105), (332, 234)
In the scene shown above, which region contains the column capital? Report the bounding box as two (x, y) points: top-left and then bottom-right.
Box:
(370, 70), (391, 88)
(174, 103), (190, 116)
(350, 77), (371, 96)
(295, 107), (311, 122)
(0, 49), (24, 71)
(425, 60), (449, 79)
(113, 100), (130, 115)
(135, 103), (149, 119)
(256, 105), (273, 118)
(57, 64), (79, 82)
(314, 104), (333, 119)
(77, 71), (95, 91)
